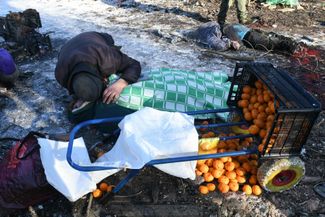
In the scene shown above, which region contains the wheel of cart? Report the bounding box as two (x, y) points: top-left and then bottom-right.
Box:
(66, 62), (321, 200)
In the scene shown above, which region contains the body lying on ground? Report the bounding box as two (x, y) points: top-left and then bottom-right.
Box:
(181, 21), (304, 55)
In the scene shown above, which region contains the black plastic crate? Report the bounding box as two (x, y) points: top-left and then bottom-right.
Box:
(227, 62), (321, 158)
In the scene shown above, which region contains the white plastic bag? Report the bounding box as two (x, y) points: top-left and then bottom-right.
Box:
(100, 107), (199, 179)
(38, 137), (119, 202)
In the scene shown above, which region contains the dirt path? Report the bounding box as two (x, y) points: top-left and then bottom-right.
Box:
(0, 0), (324, 216)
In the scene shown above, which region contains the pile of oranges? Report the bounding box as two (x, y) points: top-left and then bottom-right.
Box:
(237, 80), (279, 154)
(92, 182), (115, 198)
(196, 129), (263, 196)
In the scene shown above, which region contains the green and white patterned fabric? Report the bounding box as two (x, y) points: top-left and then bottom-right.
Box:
(111, 68), (231, 119)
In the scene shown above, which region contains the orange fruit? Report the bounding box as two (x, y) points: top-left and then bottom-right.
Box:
(99, 182), (108, 191)
(249, 175), (257, 185)
(248, 125), (260, 135)
(256, 88), (263, 96)
(258, 144), (264, 153)
(218, 183), (230, 193)
(242, 184), (252, 195)
(255, 80), (263, 89)
(201, 120), (209, 125)
(249, 95), (257, 104)
(253, 102), (260, 109)
(242, 162), (252, 172)
(267, 115), (275, 122)
(228, 181), (239, 192)
(257, 95), (264, 103)
(213, 159), (224, 170)
(206, 159), (214, 167)
(263, 94), (271, 102)
(251, 88), (256, 95)
(227, 142), (238, 150)
(236, 176), (246, 184)
(265, 107), (272, 115)
(238, 100), (249, 108)
(220, 157), (229, 163)
(195, 169), (203, 176)
(259, 129), (267, 139)
(248, 103), (254, 111)
(199, 185), (209, 194)
(252, 185), (263, 196)
(207, 183), (216, 192)
(258, 104), (266, 113)
(203, 173), (214, 182)
(232, 160), (240, 169)
(251, 110), (259, 120)
(225, 162), (235, 171)
(106, 185), (115, 192)
(198, 164), (209, 173)
(218, 175), (230, 185)
(250, 167), (258, 175)
(212, 169), (224, 179)
(197, 159), (206, 166)
(225, 171), (237, 180)
(92, 189), (103, 198)
(254, 119), (265, 129)
(243, 112), (252, 122)
(218, 141), (227, 149)
(237, 155), (249, 162)
(242, 85), (251, 94)
(258, 112), (267, 120)
(250, 160), (258, 167)
(241, 93), (250, 100)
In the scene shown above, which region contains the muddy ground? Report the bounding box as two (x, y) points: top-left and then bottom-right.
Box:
(0, 0), (324, 216)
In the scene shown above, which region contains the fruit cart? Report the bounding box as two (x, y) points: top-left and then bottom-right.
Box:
(66, 62), (321, 199)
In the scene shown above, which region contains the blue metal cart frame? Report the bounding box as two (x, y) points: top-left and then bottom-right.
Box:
(67, 108), (258, 193)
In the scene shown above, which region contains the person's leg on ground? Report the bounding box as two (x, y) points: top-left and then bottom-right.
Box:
(218, 0), (232, 28)
(236, 0), (249, 24)
(242, 29), (273, 51)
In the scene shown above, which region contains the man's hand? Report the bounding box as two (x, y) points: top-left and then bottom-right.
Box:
(102, 78), (128, 104)
(231, 41), (241, 50)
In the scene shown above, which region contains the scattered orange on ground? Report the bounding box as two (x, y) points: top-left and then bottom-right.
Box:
(207, 183), (216, 192)
(242, 184), (252, 195)
(249, 175), (257, 185)
(252, 185), (262, 196)
(203, 172), (214, 182)
(228, 181), (239, 192)
(106, 185), (115, 192)
(218, 183), (229, 193)
(92, 189), (103, 198)
(99, 182), (108, 191)
(198, 164), (209, 173)
(199, 185), (209, 194)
